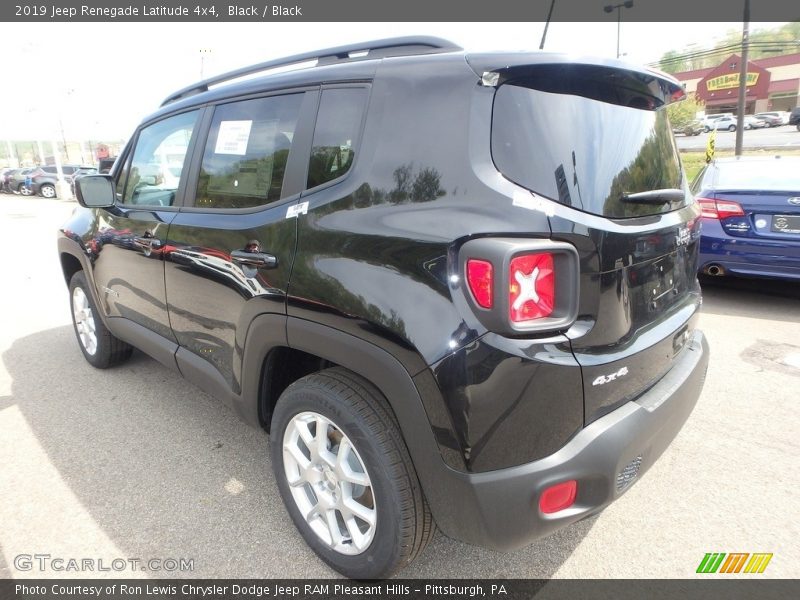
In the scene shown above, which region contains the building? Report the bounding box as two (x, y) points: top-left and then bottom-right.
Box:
(672, 52), (800, 115)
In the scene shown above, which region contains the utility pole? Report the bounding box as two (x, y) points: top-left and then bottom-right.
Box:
(734, 0), (750, 157)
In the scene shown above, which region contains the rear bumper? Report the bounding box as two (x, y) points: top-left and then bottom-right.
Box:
(433, 330), (708, 550)
(699, 223), (800, 281)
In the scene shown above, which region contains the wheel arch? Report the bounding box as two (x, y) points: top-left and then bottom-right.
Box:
(237, 314), (462, 532)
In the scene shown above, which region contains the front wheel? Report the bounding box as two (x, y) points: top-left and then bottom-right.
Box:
(19, 184), (33, 196)
(728, 125), (736, 132)
(270, 368), (434, 579)
(40, 183), (56, 198)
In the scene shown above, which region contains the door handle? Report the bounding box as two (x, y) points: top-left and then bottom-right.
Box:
(230, 249), (278, 269)
(133, 236), (162, 251)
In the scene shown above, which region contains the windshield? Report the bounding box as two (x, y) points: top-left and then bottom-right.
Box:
(492, 81), (687, 218)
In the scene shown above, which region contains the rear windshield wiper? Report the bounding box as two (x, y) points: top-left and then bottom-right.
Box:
(621, 189), (685, 204)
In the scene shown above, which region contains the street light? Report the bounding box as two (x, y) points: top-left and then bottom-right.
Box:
(604, 0), (634, 59)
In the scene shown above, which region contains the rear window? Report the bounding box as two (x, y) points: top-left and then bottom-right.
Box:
(700, 160), (800, 191)
(491, 79), (685, 218)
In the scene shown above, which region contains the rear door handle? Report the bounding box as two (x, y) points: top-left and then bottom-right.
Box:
(230, 249), (278, 269)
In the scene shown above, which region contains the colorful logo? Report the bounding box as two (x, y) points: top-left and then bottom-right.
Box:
(696, 553), (773, 574)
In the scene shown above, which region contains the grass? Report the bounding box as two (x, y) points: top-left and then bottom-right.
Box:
(680, 149), (800, 183)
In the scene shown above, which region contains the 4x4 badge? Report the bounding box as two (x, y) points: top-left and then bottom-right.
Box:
(592, 366), (629, 386)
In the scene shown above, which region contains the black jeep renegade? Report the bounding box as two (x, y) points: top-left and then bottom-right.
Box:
(59, 37), (709, 578)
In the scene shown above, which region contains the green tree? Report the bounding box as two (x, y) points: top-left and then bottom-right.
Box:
(667, 93), (705, 128)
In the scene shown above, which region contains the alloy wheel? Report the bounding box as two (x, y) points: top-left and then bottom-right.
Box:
(282, 411), (376, 555)
(72, 286), (98, 355)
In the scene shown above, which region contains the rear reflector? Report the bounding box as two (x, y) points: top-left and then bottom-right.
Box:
(539, 480), (577, 514)
(466, 259), (493, 309)
(697, 197), (745, 220)
(509, 253), (555, 322)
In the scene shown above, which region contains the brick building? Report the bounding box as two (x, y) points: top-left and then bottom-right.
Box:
(672, 52), (800, 114)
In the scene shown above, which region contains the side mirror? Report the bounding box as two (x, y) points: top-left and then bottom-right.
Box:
(76, 174), (115, 209)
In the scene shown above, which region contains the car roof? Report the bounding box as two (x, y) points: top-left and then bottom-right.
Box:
(141, 36), (684, 126)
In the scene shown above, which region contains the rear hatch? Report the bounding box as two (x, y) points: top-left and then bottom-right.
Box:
(696, 158), (800, 269)
(475, 56), (703, 424)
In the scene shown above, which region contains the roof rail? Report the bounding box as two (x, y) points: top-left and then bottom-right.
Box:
(160, 36), (462, 107)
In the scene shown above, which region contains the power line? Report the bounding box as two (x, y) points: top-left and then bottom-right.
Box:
(648, 40), (800, 68)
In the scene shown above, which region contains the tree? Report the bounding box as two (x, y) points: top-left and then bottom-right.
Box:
(667, 93), (705, 128)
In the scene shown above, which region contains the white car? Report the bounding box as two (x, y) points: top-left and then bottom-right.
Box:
(712, 116), (738, 131)
(701, 114), (732, 132)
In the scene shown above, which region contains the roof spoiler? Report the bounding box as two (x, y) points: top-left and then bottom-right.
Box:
(467, 53), (687, 108)
(161, 36), (462, 107)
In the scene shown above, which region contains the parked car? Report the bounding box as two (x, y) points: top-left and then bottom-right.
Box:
(693, 155), (800, 281)
(61, 37), (709, 579)
(70, 167), (98, 195)
(711, 116), (739, 131)
(28, 165), (89, 198)
(789, 107), (800, 131)
(744, 115), (767, 129)
(7, 167), (37, 195)
(701, 113), (732, 132)
(754, 111), (789, 126)
(754, 114), (782, 128)
(0, 168), (17, 193)
(673, 119), (703, 136)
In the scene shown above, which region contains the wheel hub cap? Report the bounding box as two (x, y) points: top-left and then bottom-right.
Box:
(282, 411), (376, 555)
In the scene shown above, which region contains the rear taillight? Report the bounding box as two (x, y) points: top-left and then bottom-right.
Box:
(466, 259), (493, 309)
(509, 253), (555, 322)
(697, 197), (745, 220)
(458, 238), (579, 335)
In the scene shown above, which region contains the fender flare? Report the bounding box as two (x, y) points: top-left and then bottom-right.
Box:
(237, 313), (477, 539)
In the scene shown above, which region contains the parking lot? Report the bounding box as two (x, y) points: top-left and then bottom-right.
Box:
(1, 195), (798, 579)
(675, 124), (800, 151)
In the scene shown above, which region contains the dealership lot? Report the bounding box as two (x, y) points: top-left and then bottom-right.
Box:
(1, 196), (798, 579)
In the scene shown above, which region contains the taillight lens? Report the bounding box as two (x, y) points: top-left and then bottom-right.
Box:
(509, 253), (555, 322)
(466, 259), (493, 309)
(697, 197), (745, 220)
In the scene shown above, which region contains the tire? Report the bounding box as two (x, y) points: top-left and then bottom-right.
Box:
(728, 125), (735, 132)
(19, 184), (33, 196)
(270, 367), (434, 579)
(69, 271), (133, 368)
(40, 183), (56, 198)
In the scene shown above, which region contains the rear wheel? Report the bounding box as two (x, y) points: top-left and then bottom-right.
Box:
(40, 183), (56, 198)
(728, 125), (736, 132)
(69, 271), (133, 368)
(270, 367), (434, 579)
(19, 184), (33, 196)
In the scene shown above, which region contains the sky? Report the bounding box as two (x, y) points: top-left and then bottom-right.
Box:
(0, 21), (785, 143)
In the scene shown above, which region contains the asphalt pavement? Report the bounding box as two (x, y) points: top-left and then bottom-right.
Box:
(675, 124), (800, 151)
(1, 196), (798, 579)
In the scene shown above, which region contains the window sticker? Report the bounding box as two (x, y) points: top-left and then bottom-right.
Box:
(214, 120), (253, 155)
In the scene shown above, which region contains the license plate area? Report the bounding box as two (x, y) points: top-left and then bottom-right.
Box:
(771, 215), (800, 234)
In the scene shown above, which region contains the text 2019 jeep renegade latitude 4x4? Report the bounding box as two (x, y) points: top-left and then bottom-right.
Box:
(59, 37), (709, 578)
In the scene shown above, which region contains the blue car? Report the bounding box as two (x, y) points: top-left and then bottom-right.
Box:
(693, 156), (800, 281)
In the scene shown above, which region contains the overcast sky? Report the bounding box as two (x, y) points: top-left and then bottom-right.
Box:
(0, 21), (784, 142)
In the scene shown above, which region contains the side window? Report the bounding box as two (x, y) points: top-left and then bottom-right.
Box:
(120, 110), (198, 207)
(307, 88), (368, 189)
(196, 94), (304, 209)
